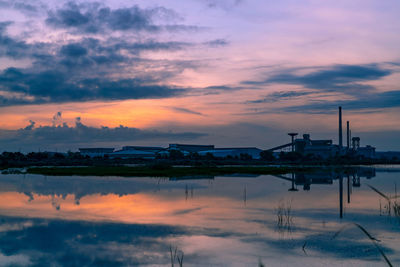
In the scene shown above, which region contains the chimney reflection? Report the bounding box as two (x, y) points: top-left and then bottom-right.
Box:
(272, 167), (376, 218)
(288, 173), (298, 192)
(339, 174), (343, 219)
(347, 175), (351, 204)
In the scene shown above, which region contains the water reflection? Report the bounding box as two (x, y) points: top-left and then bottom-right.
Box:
(273, 167), (377, 218)
(0, 167), (399, 266)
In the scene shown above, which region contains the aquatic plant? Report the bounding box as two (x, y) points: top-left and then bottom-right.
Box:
(275, 199), (293, 234)
(367, 184), (400, 219)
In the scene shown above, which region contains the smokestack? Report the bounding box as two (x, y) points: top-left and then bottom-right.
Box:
(339, 106), (343, 148)
(346, 121), (350, 149)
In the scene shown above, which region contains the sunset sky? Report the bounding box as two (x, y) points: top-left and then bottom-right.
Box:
(0, 0), (399, 151)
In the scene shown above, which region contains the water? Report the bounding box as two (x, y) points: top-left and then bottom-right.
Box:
(0, 167), (399, 266)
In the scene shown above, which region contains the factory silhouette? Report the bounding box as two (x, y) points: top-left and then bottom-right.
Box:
(78, 106), (398, 162)
(266, 106), (375, 159)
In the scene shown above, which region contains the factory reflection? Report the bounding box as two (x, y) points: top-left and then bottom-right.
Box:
(0, 167), (377, 219)
(273, 167), (376, 218)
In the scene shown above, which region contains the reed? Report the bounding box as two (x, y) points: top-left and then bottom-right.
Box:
(170, 245), (184, 267)
(367, 184), (400, 219)
(275, 199), (293, 233)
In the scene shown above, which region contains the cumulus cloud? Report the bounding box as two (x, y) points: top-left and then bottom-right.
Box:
(0, 22), (48, 59)
(0, 21), (195, 106)
(0, 13), (212, 107)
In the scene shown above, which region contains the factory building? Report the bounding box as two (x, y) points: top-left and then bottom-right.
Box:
(168, 144), (214, 153)
(79, 148), (115, 157)
(198, 147), (263, 159)
(108, 146), (164, 159)
(109, 150), (156, 159)
(167, 144), (262, 159)
(294, 134), (339, 159)
(122, 146), (164, 153)
(267, 106), (376, 159)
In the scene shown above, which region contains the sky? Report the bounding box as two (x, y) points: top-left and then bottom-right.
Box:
(0, 0), (399, 152)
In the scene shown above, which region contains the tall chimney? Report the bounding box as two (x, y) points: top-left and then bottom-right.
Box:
(346, 121), (350, 149)
(339, 106), (343, 148)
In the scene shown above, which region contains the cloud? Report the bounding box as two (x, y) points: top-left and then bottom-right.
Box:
(240, 64), (399, 116)
(0, 0), (45, 15)
(0, 117), (206, 151)
(280, 90), (400, 114)
(0, 19), (202, 106)
(243, 64), (392, 95)
(199, 0), (243, 9)
(60, 43), (88, 57)
(171, 107), (204, 116)
(203, 39), (229, 47)
(0, 22), (32, 59)
(45, 2), (197, 34)
(248, 90), (314, 103)
(204, 85), (245, 91)
(0, 29), (196, 105)
(0, 67), (188, 105)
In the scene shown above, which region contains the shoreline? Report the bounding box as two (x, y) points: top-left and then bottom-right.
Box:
(24, 165), (308, 177)
(16, 164), (383, 177)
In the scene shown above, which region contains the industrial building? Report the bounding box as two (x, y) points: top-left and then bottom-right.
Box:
(267, 106), (376, 159)
(78, 144), (263, 159)
(108, 146), (163, 159)
(167, 144), (262, 159)
(77, 107), (381, 161)
(79, 148), (114, 157)
(168, 144), (214, 153)
(198, 147), (263, 159)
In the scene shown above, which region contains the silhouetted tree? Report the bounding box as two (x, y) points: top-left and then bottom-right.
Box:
(240, 153), (252, 160)
(260, 150), (274, 161)
(169, 150), (184, 160)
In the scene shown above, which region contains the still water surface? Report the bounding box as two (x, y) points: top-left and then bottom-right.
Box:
(0, 167), (399, 266)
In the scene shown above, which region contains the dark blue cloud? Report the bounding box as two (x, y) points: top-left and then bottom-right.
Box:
(0, 22), (31, 58)
(243, 64), (392, 94)
(60, 43), (88, 57)
(171, 107), (204, 116)
(0, 21), (197, 106)
(248, 90), (313, 103)
(203, 39), (229, 47)
(0, 0), (44, 15)
(45, 2), (196, 33)
(0, 67), (188, 105)
(280, 90), (400, 114)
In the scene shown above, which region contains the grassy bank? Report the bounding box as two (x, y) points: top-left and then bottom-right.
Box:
(26, 165), (306, 177)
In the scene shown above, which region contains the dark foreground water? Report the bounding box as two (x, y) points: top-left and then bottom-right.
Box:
(0, 166), (399, 266)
